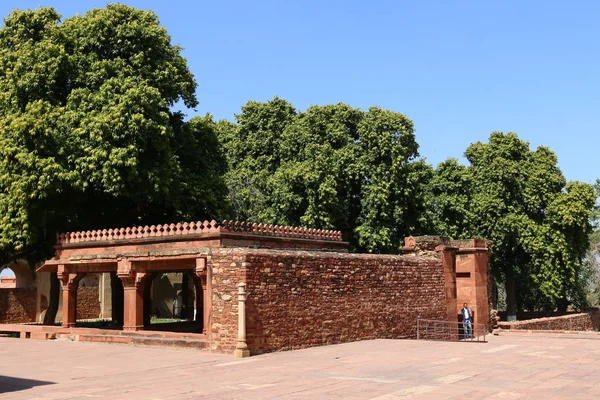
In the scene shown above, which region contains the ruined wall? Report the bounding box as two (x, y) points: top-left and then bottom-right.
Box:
(0, 288), (36, 323)
(498, 309), (600, 331)
(207, 248), (246, 354)
(208, 248), (447, 355)
(77, 287), (100, 320)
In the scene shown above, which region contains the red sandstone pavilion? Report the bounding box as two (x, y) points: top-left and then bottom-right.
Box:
(20, 220), (489, 357)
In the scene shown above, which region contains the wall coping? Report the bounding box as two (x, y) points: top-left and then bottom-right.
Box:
(497, 309), (599, 329)
(220, 247), (441, 263)
(56, 220), (344, 246)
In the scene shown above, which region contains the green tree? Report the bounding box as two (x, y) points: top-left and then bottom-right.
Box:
(466, 132), (596, 315)
(217, 97), (297, 222)
(582, 182), (600, 306)
(424, 158), (474, 239)
(219, 98), (428, 252)
(0, 5), (227, 321)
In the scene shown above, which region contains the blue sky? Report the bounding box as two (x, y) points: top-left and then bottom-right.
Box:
(1, 1), (599, 184)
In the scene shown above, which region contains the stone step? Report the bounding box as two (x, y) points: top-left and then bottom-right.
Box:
(117, 331), (205, 340)
(76, 333), (210, 350)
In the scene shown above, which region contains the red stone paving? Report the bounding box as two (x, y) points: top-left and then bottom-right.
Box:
(2, 332), (600, 399)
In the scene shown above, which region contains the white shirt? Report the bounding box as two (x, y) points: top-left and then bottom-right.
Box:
(462, 308), (471, 321)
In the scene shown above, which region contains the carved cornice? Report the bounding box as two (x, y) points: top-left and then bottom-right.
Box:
(56, 220), (343, 245)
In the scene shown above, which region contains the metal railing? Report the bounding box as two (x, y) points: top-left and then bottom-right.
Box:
(416, 318), (487, 342)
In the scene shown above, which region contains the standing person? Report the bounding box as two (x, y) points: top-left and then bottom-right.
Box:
(461, 303), (473, 339)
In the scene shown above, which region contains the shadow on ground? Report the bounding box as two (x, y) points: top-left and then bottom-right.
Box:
(0, 375), (54, 393)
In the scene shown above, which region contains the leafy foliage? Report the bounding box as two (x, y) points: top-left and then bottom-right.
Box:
(465, 132), (596, 312)
(0, 5), (227, 263)
(424, 158), (474, 239)
(218, 98), (428, 252)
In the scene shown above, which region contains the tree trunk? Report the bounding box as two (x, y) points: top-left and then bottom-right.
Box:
(43, 272), (60, 325)
(506, 270), (517, 320)
(557, 298), (568, 313)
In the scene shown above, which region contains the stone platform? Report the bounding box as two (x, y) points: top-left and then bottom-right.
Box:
(0, 323), (209, 350)
(3, 333), (600, 399)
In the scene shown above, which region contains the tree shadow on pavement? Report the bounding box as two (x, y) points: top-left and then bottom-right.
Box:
(0, 376), (54, 393)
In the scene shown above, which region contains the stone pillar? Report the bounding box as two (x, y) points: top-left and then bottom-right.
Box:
(196, 257), (211, 336)
(99, 272), (112, 319)
(202, 277), (209, 335)
(452, 239), (491, 333)
(118, 259), (147, 331)
(57, 265), (84, 328)
(233, 283), (250, 358)
(36, 271), (50, 323)
(436, 245), (459, 327)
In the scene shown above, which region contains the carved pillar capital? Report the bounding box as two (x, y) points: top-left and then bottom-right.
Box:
(195, 257), (207, 278)
(116, 258), (133, 283)
(57, 265), (85, 291)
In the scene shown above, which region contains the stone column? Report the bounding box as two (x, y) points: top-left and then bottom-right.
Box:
(196, 257), (211, 336)
(99, 272), (113, 319)
(57, 265), (84, 328)
(118, 259), (147, 331)
(233, 283), (250, 358)
(435, 245), (459, 323)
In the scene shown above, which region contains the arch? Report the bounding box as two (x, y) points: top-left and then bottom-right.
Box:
(2, 260), (35, 288)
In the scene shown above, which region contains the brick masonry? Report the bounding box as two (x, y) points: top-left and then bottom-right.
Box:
(208, 248), (447, 355)
(498, 309), (600, 331)
(77, 287), (100, 320)
(0, 288), (36, 323)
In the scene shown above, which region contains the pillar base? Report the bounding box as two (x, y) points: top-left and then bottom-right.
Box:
(62, 322), (76, 328)
(233, 349), (250, 358)
(123, 325), (144, 331)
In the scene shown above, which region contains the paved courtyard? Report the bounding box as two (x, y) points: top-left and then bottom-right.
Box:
(2, 332), (600, 399)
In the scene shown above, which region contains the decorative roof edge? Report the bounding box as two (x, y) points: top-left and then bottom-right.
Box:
(56, 220), (344, 245)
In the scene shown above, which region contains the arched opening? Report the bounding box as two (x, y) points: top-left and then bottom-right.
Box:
(1, 261), (35, 289)
(0, 261), (37, 324)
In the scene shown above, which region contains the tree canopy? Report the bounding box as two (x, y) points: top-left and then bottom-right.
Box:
(464, 132), (596, 313)
(1, 5), (598, 316)
(218, 97), (429, 252)
(424, 158), (474, 240)
(0, 5), (227, 264)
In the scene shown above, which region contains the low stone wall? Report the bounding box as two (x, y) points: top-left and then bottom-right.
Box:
(0, 288), (36, 323)
(208, 248), (447, 355)
(498, 309), (600, 331)
(77, 287), (100, 320)
(498, 311), (578, 321)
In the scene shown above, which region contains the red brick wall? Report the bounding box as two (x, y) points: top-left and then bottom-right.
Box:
(208, 248), (447, 355)
(0, 288), (36, 323)
(207, 248), (247, 353)
(77, 287), (100, 320)
(498, 309), (600, 331)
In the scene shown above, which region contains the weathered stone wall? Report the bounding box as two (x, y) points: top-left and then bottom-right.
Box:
(0, 288), (36, 323)
(207, 248), (246, 354)
(77, 287), (100, 320)
(498, 311), (579, 321)
(208, 248), (447, 355)
(498, 309), (600, 331)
